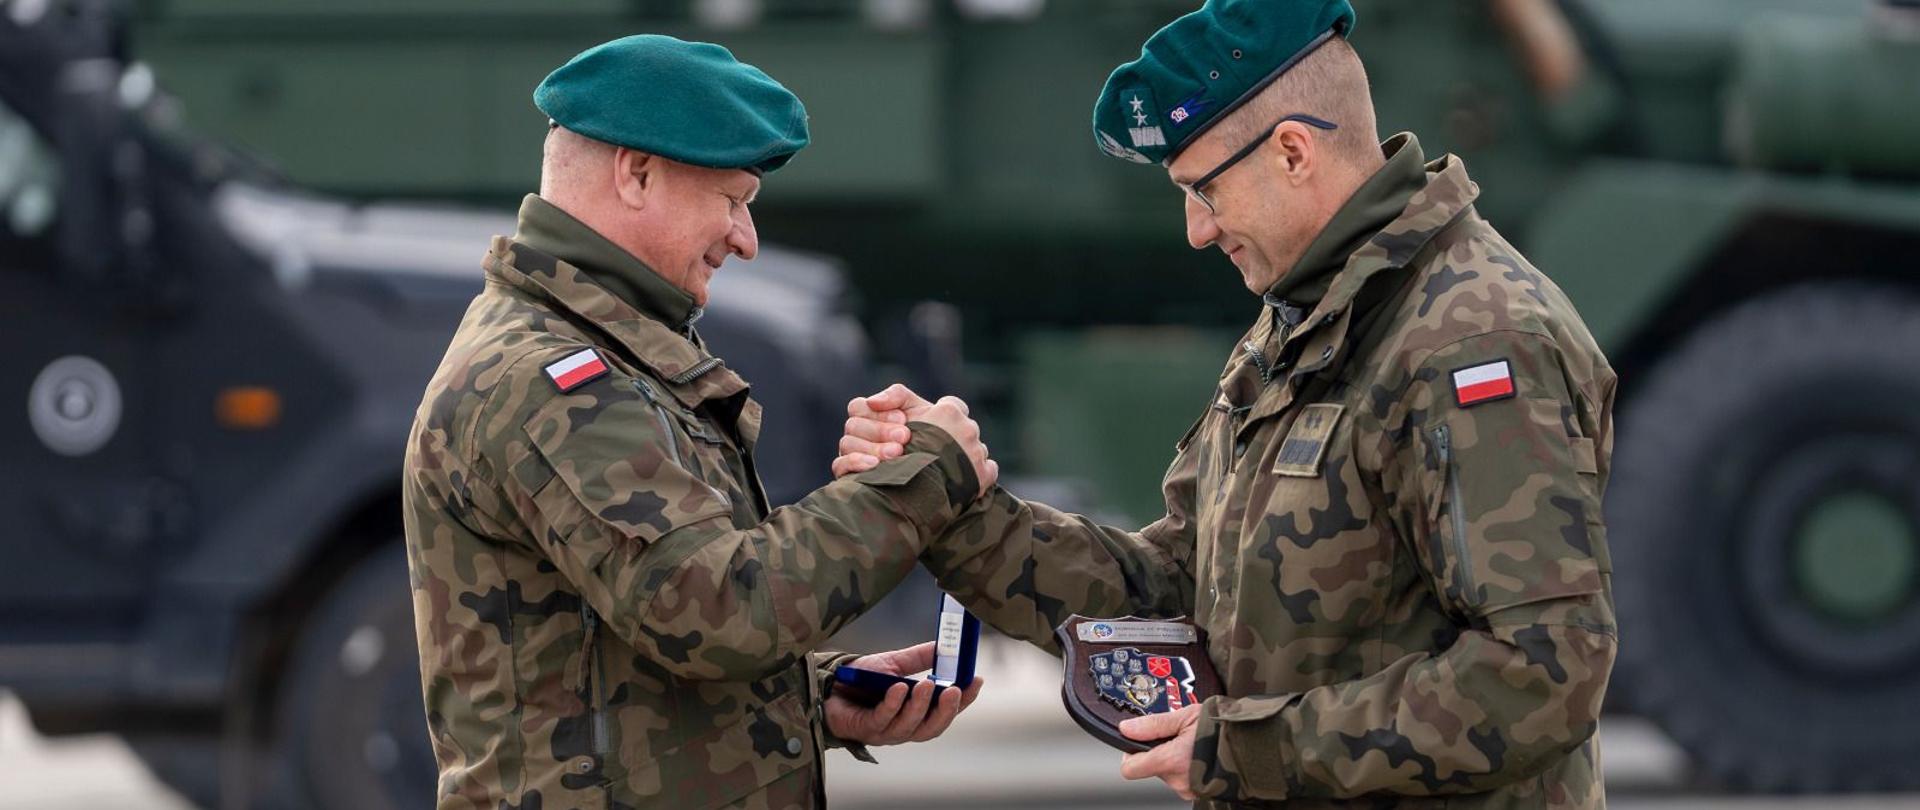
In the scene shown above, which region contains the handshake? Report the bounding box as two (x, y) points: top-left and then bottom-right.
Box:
(830, 383), (1000, 499)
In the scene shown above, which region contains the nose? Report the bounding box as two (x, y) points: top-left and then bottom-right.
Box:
(729, 205), (758, 261)
(1184, 195), (1220, 250)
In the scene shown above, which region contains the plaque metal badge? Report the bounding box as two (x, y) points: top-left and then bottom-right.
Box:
(1055, 615), (1223, 753)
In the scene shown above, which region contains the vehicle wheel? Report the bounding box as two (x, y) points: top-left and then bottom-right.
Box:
(1607, 283), (1920, 792)
(275, 543), (436, 809)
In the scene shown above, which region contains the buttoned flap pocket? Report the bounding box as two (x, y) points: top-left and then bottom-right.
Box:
(629, 684), (815, 809)
(521, 384), (734, 566)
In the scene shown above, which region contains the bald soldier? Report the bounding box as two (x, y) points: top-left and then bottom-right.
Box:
(836, 1), (1618, 807)
(402, 36), (995, 810)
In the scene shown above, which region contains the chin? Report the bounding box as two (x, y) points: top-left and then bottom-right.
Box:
(1237, 267), (1267, 295)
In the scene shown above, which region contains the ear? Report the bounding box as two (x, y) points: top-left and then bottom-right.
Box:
(612, 147), (657, 210)
(1268, 120), (1319, 188)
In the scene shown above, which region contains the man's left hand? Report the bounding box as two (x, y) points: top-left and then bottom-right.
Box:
(825, 642), (985, 746)
(1118, 703), (1202, 801)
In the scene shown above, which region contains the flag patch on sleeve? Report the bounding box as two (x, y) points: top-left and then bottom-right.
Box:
(1452, 360), (1515, 407)
(545, 348), (609, 392)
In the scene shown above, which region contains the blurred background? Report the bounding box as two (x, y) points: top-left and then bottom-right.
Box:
(4, 0), (1920, 807)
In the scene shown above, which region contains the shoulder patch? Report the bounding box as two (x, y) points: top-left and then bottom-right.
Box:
(545, 348), (609, 392)
(1452, 359), (1515, 407)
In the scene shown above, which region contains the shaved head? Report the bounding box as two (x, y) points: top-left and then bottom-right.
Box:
(539, 125), (616, 206)
(1217, 35), (1379, 171)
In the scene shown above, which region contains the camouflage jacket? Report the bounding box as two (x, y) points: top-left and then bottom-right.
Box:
(402, 196), (979, 810)
(924, 135), (1618, 808)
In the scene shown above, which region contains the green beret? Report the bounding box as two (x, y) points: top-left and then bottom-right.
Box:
(535, 35), (809, 174)
(1092, 0), (1355, 166)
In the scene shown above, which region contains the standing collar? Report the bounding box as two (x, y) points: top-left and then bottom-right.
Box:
(483, 235), (745, 411)
(1264, 132), (1429, 309)
(1313, 133), (1481, 320)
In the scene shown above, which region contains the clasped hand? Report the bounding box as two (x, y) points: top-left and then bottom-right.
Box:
(831, 384), (998, 497)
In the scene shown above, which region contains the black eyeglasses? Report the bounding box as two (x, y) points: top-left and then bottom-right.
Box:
(1177, 113), (1338, 214)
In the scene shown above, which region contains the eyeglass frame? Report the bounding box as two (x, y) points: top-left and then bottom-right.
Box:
(1176, 113), (1339, 215)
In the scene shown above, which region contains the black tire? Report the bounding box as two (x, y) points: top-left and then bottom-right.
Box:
(1607, 283), (1920, 793)
(274, 543), (436, 810)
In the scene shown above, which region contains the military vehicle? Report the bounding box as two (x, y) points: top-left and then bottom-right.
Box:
(0, 4), (979, 808)
(8, 0), (1920, 802)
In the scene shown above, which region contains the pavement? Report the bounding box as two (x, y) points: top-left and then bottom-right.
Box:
(2, 638), (1917, 809)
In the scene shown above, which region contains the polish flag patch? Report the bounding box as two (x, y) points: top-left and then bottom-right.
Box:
(1452, 360), (1515, 407)
(545, 348), (609, 392)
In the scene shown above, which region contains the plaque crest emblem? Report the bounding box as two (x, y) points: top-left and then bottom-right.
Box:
(1057, 616), (1222, 752)
(1089, 648), (1198, 715)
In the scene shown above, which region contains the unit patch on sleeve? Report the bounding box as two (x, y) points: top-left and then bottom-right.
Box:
(1452, 359), (1516, 407)
(1273, 403), (1344, 478)
(545, 348), (609, 392)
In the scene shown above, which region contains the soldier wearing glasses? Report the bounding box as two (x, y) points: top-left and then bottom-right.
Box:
(836, 0), (1619, 807)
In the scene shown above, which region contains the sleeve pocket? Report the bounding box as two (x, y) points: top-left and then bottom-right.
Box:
(522, 389), (733, 556)
(527, 467), (617, 571)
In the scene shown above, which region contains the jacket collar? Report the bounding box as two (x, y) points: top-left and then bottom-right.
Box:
(1220, 134), (1481, 424)
(484, 235), (749, 412)
(511, 194), (703, 332)
(1263, 131), (1430, 309)
(1310, 134), (1480, 332)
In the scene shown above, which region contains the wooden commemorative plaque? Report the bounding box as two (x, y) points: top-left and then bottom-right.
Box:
(1055, 614), (1223, 753)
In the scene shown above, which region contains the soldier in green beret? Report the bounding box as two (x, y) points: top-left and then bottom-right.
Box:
(403, 35), (996, 810)
(837, 0), (1617, 807)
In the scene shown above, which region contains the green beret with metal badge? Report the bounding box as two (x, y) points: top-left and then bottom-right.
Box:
(535, 34), (810, 174)
(1092, 0), (1356, 166)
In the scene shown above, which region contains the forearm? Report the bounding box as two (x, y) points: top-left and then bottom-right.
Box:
(585, 427), (979, 680)
(922, 490), (1195, 654)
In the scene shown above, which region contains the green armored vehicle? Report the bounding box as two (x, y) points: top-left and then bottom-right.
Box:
(11, 0), (1920, 803)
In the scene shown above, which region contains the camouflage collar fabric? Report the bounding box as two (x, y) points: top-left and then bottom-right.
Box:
(1305, 134), (1480, 345)
(1267, 133), (1429, 307)
(1222, 135), (1479, 425)
(511, 194), (701, 331)
(482, 236), (749, 412)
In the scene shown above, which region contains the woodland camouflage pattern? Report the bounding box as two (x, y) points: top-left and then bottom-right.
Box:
(923, 134), (1618, 808)
(402, 197), (978, 810)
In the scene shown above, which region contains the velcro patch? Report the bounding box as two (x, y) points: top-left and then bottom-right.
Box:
(1273, 403), (1344, 478)
(1452, 360), (1515, 407)
(545, 348), (609, 392)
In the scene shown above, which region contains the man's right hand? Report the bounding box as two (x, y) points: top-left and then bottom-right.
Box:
(833, 384), (998, 497)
